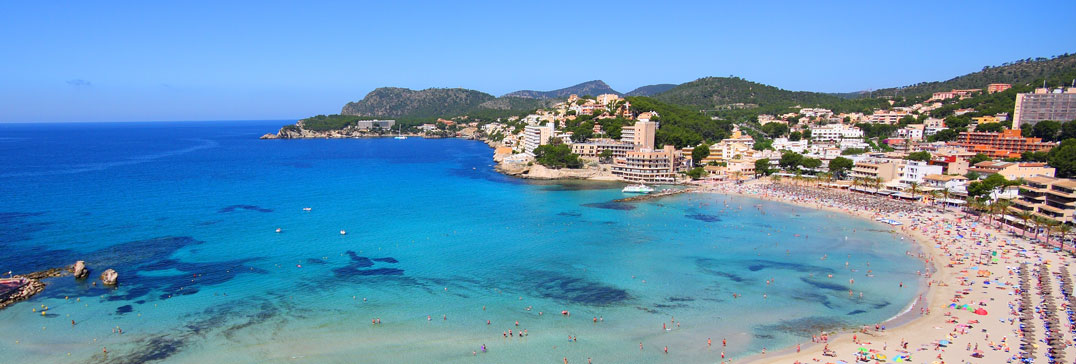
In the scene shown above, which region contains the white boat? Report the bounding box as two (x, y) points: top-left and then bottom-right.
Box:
(394, 124), (407, 139)
(622, 184), (654, 194)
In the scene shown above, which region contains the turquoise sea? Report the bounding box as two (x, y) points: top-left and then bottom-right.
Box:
(0, 120), (924, 363)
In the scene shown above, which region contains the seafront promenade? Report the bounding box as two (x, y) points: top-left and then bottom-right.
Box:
(696, 180), (1075, 364)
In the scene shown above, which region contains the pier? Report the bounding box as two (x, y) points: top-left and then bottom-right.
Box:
(0, 266), (69, 310)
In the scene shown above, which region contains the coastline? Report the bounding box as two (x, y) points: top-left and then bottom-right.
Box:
(688, 179), (1043, 364)
(696, 180), (946, 363)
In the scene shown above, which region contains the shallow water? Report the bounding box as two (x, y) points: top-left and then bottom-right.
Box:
(0, 121), (924, 363)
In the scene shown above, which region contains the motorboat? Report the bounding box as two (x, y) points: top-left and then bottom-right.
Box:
(622, 184), (654, 194)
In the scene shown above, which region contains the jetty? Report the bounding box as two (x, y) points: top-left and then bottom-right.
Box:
(613, 187), (696, 203)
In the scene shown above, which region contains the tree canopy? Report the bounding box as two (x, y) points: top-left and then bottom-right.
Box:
(828, 157), (854, 179)
(533, 144), (582, 169)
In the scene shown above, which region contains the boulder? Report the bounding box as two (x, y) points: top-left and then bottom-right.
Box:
(73, 261), (89, 279)
(100, 269), (118, 286)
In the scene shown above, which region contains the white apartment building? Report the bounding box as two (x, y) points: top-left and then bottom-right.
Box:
(899, 160), (944, 186)
(812, 124), (864, 142)
(523, 123), (554, 155)
(772, 138), (807, 153)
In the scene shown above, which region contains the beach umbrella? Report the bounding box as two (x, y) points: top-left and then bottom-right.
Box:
(858, 347), (868, 352)
(974, 308), (988, 315)
(938, 340), (950, 346)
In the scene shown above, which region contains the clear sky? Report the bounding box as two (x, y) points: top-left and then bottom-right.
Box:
(2, 1), (1074, 122)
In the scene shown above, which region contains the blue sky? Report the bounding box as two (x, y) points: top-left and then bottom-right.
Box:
(1, 1), (1074, 122)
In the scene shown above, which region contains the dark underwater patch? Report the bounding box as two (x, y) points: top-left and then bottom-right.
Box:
(743, 259), (835, 274)
(0, 211), (51, 246)
(334, 251), (404, 278)
(791, 291), (834, 309)
(800, 277), (849, 292)
(109, 334), (187, 364)
(756, 316), (849, 337)
(694, 258), (746, 282)
(531, 274), (630, 306)
(847, 309), (866, 315)
(753, 333), (775, 340)
(218, 205), (273, 213)
(685, 213), (722, 222)
(668, 296), (695, 302)
(304, 258), (327, 265)
(582, 202), (636, 211)
(557, 211), (583, 217)
(116, 305), (134, 315)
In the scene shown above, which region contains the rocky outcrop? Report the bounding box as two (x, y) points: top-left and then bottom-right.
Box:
(100, 269), (118, 286)
(73, 261), (88, 279)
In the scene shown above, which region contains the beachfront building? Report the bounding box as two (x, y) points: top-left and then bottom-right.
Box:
(850, 159), (900, 182)
(812, 124), (863, 142)
(522, 123), (554, 155)
(570, 138), (635, 158)
(968, 161), (1056, 180)
(1013, 87), (1076, 129)
(1010, 176), (1076, 224)
(621, 120), (658, 150)
(899, 160), (944, 185)
(611, 146), (683, 184)
(923, 174), (969, 192)
(950, 129), (1056, 159)
(929, 155), (971, 176)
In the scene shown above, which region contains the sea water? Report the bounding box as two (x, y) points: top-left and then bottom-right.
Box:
(0, 120), (924, 363)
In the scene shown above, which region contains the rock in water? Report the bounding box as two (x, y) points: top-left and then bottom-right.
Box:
(73, 261), (89, 279)
(100, 269), (118, 286)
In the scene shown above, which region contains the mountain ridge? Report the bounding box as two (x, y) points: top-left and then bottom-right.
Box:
(503, 80), (620, 99)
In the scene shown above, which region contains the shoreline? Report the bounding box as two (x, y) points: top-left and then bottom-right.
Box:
(690, 179), (1044, 364)
(706, 181), (944, 363)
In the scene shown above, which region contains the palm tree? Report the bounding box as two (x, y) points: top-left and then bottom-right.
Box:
(1057, 224), (1073, 253)
(1044, 220), (1061, 248)
(1014, 210), (1034, 237)
(924, 190), (938, 208)
(1031, 215), (1048, 242)
(908, 181), (920, 199)
(991, 200), (1011, 228)
(871, 177), (882, 194)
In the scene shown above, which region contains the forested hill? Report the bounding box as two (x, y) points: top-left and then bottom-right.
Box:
(503, 80), (620, 99)
(625, 84), (678, 96)
(870, 53), (1076, 97)
(652, 77), (844, 109)
(341, 87), (495, 119)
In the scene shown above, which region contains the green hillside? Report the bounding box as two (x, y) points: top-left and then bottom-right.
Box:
(653, 77), (845, 109)
(872, 53), (1076, 97)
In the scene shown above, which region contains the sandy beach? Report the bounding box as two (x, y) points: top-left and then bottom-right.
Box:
(692, 179), (1075, 364)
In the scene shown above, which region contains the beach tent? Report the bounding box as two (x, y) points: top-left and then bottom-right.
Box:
(973, 307), (988, 315)
(938, 340), (950, 346)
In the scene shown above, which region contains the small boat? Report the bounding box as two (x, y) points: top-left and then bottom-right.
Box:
(302, 207), (312, 212)
(622, 184), (654, 194)
(394, 124), (407, 139)
(275, 228), (282, 233)
(340, 230), (347, 235)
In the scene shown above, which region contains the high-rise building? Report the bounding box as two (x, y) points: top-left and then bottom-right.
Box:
(1013, 87), (1076, 129)
(523, 123), (554, 155)
(621, 120), (657, 150)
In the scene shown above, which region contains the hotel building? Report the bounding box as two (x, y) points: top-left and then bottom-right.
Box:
(1011, 176), (1076, 224)
(950, 129), (1056, 159)
(1013, 87), (1076, 129)
(611, 146), (683, 184)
